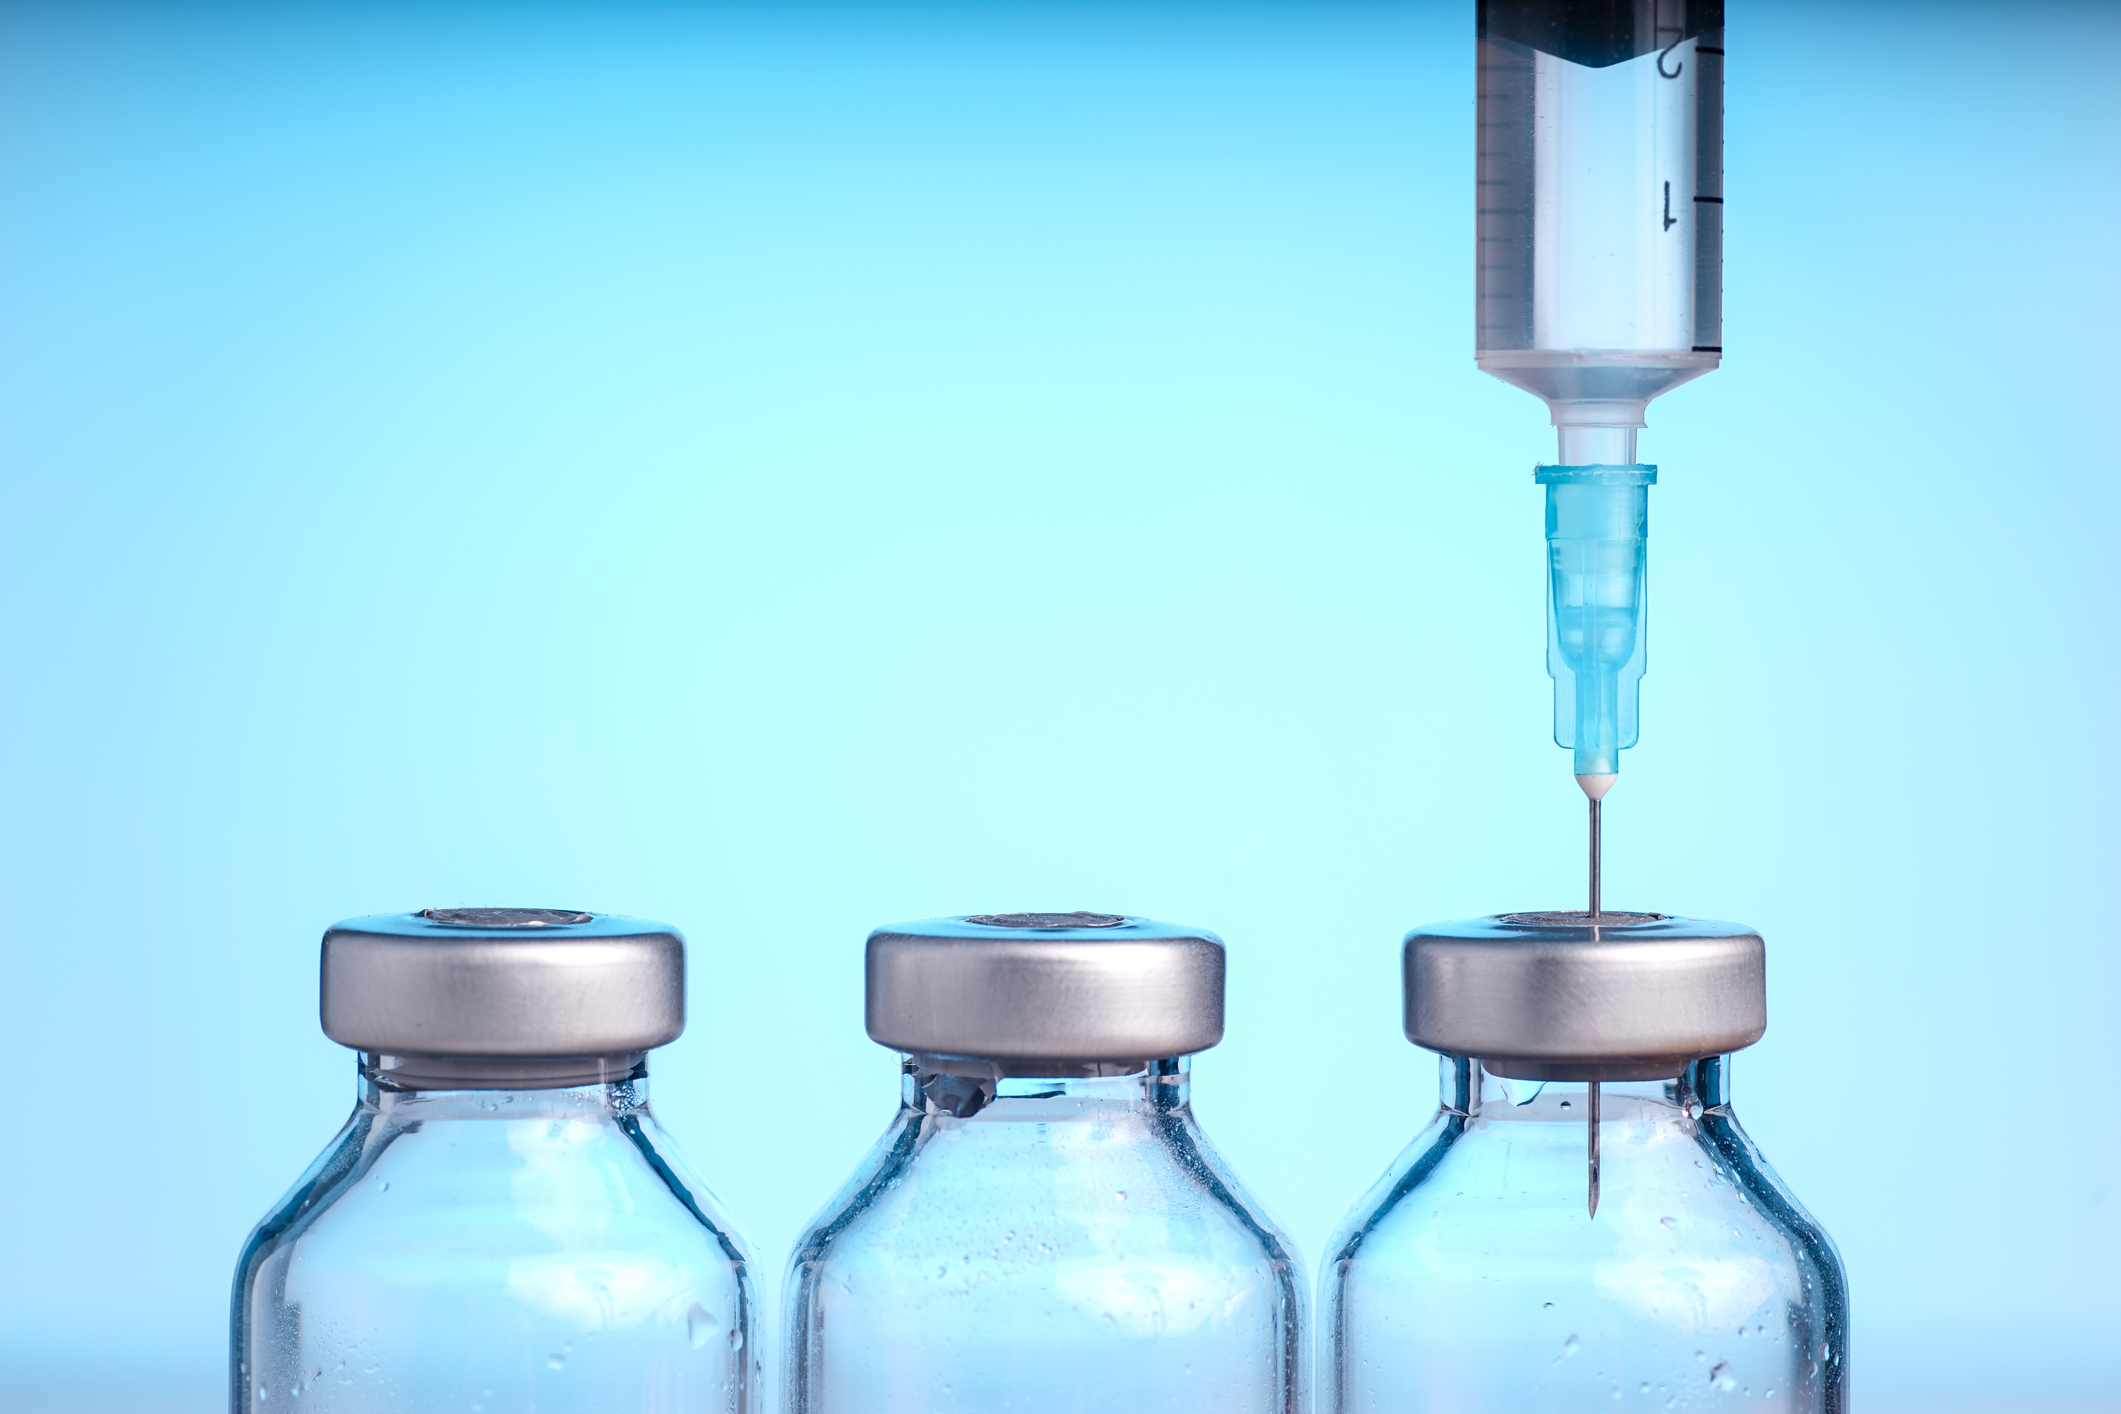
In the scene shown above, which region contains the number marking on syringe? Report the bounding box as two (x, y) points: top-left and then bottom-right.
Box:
(1656, 29), (1685, 80)
(1663, 182), (1678, 231)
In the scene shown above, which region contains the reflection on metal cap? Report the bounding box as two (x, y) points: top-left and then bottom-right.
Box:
(1497, 910), (1665, 928)
(420, 907), (595, 928)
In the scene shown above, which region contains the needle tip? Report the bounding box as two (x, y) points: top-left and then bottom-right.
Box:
(1575, 773), (1617, 801)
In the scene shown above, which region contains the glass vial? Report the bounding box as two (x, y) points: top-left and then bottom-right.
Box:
(231, 908), (755, 1413)
(785, 911), (1306, 1414)
(1323, 913), (1848, 1413)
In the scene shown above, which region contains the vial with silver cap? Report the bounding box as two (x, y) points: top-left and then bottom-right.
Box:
(231, 908), (755, 1413)
(1321, 912), (1847, 1412)
(784, 911), (1306, 1414)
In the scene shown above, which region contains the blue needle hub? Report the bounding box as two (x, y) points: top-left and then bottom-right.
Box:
(1537, 464), (1655, 780)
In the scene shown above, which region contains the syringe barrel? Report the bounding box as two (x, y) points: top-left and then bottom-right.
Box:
(1477, 1), (1724, 430)
(1539, 465), (1654, 777)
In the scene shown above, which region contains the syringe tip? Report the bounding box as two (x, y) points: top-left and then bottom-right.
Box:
(1575, 773), (1617, 801)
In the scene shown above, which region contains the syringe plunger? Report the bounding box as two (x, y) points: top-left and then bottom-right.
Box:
(1540, 465), (1652, 780)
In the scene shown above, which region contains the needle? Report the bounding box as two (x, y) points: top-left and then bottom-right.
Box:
(1575, 770), (1616, 1216)
(1576, 773), (1614, 919)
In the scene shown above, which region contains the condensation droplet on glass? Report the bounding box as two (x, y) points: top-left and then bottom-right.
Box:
(687, 1304), (719, 1349)
(1560, 1334), (1580, 1360)
(727, 1325), (744, 1352)
(1709, 1360), (1736, 1391)
(1114, 1190), (1127, 1202)
(1542, 1302), (1554, 1311)
(1685, 1098), (1704, 1120)
(1660, 1216), (1678, 1229)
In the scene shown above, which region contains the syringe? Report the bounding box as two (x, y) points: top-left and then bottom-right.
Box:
(1474, 0), (1724, 819)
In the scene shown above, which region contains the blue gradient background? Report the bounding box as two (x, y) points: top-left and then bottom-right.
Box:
(0, 3), (2115, 1412)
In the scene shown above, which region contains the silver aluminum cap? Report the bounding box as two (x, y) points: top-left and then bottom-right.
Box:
(866, 912), (1225, 1065)
(321, 909), (685, 1066)
(1402, 912), (1766, 1081)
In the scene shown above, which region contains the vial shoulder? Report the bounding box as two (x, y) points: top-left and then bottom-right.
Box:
(233, 1105), (757, 1414)
(794, 1105), (1300, 1286)
(241, 1105), (749, 1296)
(233, 1105), (376, 1279)
(1694, 1109), (1849, 1290)
(1321, 1107), (1466, 1267)
(785, 1112), (1306, 1393)
(1324, 1109), (1846, 1410)
(1331, 1108), (1834, 1285)
(618, 1108), (754, 1267)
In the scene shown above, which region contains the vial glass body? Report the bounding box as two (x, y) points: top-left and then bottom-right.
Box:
(785, 1057), (1307, 1414)
(1323, 1056), (1846, 1413)
(232, 1060), (755, 1414)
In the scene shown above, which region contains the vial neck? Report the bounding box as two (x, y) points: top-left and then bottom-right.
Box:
(358, 1052), (650, 1118)
(360, 1050), (647, 1093)
(902, 1055), (1191, 1120)
(1437, 1054), (1731, 1116)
